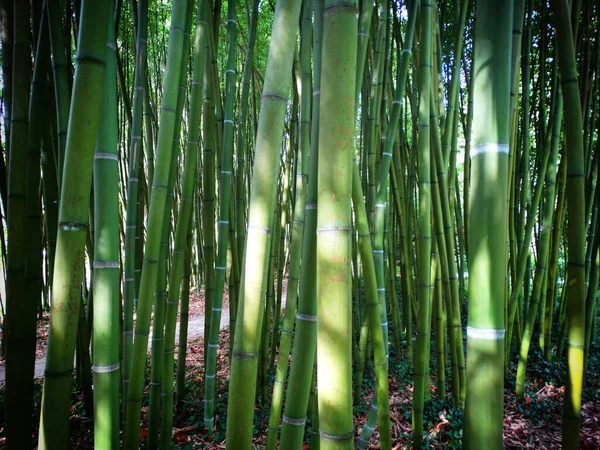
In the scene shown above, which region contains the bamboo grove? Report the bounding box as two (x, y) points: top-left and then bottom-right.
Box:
(0, 0), (598, 449)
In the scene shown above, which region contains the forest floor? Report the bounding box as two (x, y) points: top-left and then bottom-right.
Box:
(0, 280), (599, 449)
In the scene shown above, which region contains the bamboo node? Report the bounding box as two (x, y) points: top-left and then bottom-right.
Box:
(466, 326), (505, 340)
(75, 53), (105, 67)
(282, 415), (306, 426)
(232, 351), (258, 359)
(94, 152), (119, 161)
(93, 260), (120, 269)
(316, 226), (351, 232)
(92, 362), (120, 373)
(59, 221), (87, 231)
(44, 368), (73, 378)
(248, 224), (272, 234)
(262, 93), (287, 102)
(319, 429), (354, 441)
(296, 312), (317, 322)
(471, 143), (509, 157)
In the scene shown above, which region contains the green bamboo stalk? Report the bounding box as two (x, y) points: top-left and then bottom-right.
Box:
(235, 0), (259, 260)
(37, 2), (110, 448)
(265, 3), (312, 446)
(159, 4), (206, 440)
(279, 2), (323, 445)
(441, 0), (469, 167)
(201, 22), (216, 366)
(462, 57), (474, 259)
(544, 157), (567, 360)
(26, 3), (49, 358)
(204, 0), (238, 431)
(40, 111), (59, 305)
(315, 3), (357, 449)
(271, 142), (293, 367)
(351, 162), (391, 450)
(430, 83), (467, 407)
(147, 7), (193, 446)
(515, 93), (562, 396)
(227, 199), (241, 353)
(47, 0), (70, 184)
(225, 0), (301, 445)
(463, 1), (512, 449)
(0, 0), (12, 176)
(176, 224), (193, 403)
(5, 1), (33, 447)
(517, 1), (533, 253)
(122, 0), (148, 411)
(506, 118), (555, 354)
(92, 5), (120, 447)
(411, 1), (432, 446)
(434, 248), (446, 398)
(260, 206), (279, 402)
(551, 1), (586, 447)
(144, 70), (155, 188)
(123, 2), (191, 447)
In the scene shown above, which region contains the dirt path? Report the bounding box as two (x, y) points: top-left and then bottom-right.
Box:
(0, 289), (287, 385)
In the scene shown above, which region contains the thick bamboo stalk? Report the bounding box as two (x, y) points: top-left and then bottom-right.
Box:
(279, 2), (322, 446)
(464, 2), (512, 449)
(551, 1), (586, 447)
(5, 2), (34, 447)
(315, 3), (357, 449)
(38, 2), (110, 448)
(265, 3), (312, 446)
(225, 0), (301, 445)
(92, 7), (120, 447)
